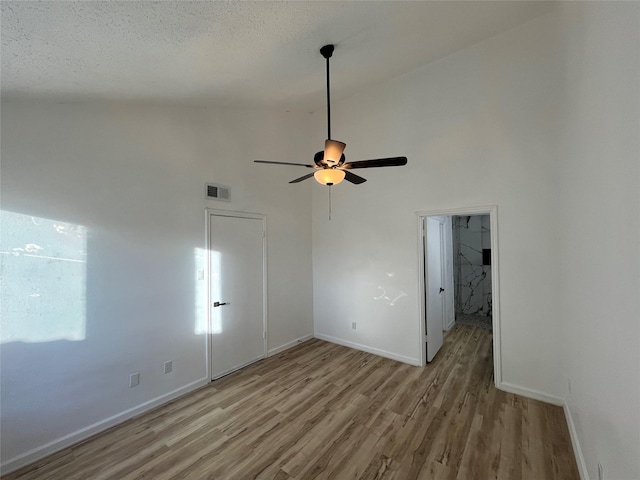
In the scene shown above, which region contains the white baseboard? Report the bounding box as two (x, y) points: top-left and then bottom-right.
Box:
(563, 402), (589, 480)
(2, 354), (588, 480)
(1, 377), (210, 476)
(267, 334), (314, 357)
(498, 380), (564, 406)
(497, 382), (587, 479)
(3, 336), (311, 475)
(313, 333), (421, 366)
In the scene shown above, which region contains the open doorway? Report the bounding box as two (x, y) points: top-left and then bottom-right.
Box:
(453, 215), (493, 330)
(417, 205), (502, 387)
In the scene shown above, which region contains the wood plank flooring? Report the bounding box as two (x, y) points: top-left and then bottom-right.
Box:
(5, 324), (579, 479)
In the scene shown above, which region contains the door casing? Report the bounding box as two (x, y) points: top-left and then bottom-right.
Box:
(205, 208), (268, 381)
(416, 205), (501, 388)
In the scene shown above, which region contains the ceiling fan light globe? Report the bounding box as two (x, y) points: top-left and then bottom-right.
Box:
(323, 139), (346, 165)
(314, 168), (345, 186)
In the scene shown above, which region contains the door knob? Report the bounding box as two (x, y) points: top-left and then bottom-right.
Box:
(213, 302), (230, 307)
(439, 288), (445, 293)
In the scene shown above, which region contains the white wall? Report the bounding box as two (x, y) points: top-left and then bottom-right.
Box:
(312, 4), (639, 479)
(2, 3), (638, 478)
(0, 102), (314, 470)
(556, 3), (640, 479)
(313, 9), (565, 392)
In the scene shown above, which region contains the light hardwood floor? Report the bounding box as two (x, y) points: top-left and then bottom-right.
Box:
(5, 324), (579, 479)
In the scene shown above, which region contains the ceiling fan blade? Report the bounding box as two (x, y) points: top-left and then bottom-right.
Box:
(289, 173), (316, 184)
(342, 157), (408, 169)
(254, 160), (316, 168)
(343, 170), (367, 184)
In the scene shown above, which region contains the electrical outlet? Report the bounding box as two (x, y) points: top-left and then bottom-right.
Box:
(164, 361), (172, 374)
(598, 462), (604, 480)
(129, 372), (140, 387)
(351, 322), (357, 330)
(197, 270), (205, 280)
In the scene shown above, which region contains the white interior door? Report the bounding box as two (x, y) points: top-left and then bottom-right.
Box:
(209, 213), (265, 379)
(425, 217), (445, 362)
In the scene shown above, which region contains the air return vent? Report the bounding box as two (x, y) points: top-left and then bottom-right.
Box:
(206, 183), (230, 202)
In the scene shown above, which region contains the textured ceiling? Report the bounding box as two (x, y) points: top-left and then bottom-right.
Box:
(1, 1), (553, 111)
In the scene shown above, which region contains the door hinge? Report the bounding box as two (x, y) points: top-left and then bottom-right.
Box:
(263, 331), (267, 339)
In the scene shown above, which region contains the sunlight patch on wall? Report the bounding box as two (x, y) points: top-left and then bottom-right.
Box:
(194, 247), (207, 335)
(0, 211), (87, 343)
(194, 248), (223, 335)
(210, 251), (222, 335)
(373, 272), (408, 306)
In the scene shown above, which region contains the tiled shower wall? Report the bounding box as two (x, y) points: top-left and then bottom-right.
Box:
(453, 215), (492, 317)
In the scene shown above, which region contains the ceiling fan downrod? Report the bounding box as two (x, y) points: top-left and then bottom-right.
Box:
(320, 44), (334, 140)
(253, 43), (407, 188)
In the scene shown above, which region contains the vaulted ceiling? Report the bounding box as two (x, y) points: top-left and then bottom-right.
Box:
(1, 1), (553, 111)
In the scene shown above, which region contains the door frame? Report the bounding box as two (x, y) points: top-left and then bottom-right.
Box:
(416, 205), (502, 387)
(205, 208), (268, 381)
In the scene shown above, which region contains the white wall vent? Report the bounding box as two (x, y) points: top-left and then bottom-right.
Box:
(206, 183), (230, 202)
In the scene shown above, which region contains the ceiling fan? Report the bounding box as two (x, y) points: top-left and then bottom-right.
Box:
(255, 44), (408, 186)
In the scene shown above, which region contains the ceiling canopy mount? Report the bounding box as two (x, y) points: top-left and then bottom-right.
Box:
(320, 44), (334, 59)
